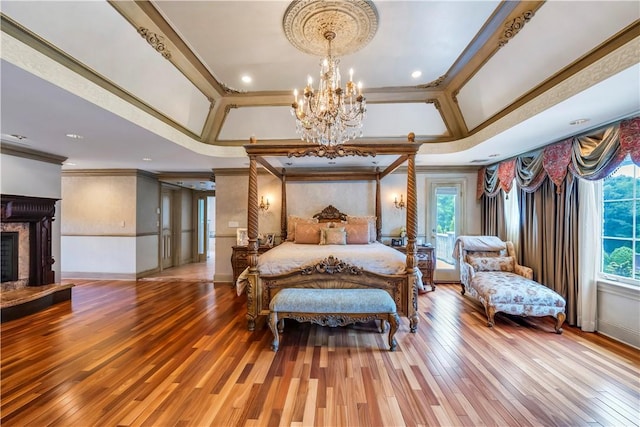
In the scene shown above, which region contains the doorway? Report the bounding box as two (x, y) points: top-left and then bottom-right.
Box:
(195, 193), (215, 263)
(161, 188), (176, 270)
(429, 181), (464, 282)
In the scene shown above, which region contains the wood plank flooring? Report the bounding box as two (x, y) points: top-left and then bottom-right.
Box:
(1, 263), (639, 426)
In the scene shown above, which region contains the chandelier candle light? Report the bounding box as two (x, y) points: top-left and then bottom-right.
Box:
(291, 31), (366, 146)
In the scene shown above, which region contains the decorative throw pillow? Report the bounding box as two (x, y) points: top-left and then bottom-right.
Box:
(344, 222), (370, 244)
(321, 228), (347, 245)
(294, 222), (323, 244)
(320, 227), (345, 244)
(287, 216), (318, 241)
(468, 256), (515, 272)
(346, 215), (376, 243)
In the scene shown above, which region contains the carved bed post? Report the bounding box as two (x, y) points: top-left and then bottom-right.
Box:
(246, 155), (260, 331)
(375, 168), (382, 242)
(406, 133), (419, 332)
(247, 156), (259, 271)
(281, 170), (287, 241)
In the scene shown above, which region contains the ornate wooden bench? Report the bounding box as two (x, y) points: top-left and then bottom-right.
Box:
(268, 288), (400, 351)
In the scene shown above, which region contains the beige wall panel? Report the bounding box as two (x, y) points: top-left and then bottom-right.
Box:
(136, 174), (160, 235)
(286, 181), (376, 218)
(62, 175), (136, 235)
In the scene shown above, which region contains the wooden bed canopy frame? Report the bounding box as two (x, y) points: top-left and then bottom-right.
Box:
(243, 134), (422, 331)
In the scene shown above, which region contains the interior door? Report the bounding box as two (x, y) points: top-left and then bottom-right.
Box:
(161, 189), (174, 269)
(429, 181), (463, 282)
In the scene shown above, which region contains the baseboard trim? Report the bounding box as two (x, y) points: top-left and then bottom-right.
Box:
(62, 272), (137, 280)
(597, 320), (640, 349)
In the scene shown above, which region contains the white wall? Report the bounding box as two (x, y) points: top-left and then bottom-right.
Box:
(1, 152), (63, 282)
(597, 281), (640, 348)
(61, 171), (161, 278)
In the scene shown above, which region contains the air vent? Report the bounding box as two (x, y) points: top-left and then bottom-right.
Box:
(470, 159), (488, 163)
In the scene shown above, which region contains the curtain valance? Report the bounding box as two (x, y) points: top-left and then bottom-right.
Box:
(477, 116), (639, 199)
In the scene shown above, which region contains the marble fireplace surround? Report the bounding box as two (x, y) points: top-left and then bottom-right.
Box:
(1, 194), (58, 290)
(1, 194), (72, 321)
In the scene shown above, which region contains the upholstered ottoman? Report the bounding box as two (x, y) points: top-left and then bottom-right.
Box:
(268, 288), (400, 351)
(468, 271), (566, 333)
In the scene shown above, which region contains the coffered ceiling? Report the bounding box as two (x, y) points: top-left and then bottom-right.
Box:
(1, 1), (638, 177)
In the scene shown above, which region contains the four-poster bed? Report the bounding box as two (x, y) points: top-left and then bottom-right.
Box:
(241, 135), (422, 333)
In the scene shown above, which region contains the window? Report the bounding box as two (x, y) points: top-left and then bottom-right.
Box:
(602, 156), (639, 284)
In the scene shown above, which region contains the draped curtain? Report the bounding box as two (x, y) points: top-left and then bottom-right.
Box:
(476, 116), (639, 329)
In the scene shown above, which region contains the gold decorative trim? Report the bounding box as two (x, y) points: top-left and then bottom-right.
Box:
(498, 10), (535, 48)
(224, 104), (238, 115)
(417, 75), (447, 89)
(426, 99), (441, 110)
(287, 146), (377, 159)
(283, 0), (379, 57)
(300, 256), (364, 276)
(137, 27), (172, 59)
(312, 205), (347, 222)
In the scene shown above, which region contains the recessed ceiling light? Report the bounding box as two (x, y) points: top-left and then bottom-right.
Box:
(411, 70), (422, 79)
(64, 162), (76, 166)
(142, 157), (152, 161)
(569, 118), (590, 126)
(488, 153), (500, 158)
(241, 75), (252, 84)
(66, 133), (84, 139)
(9, 134), (27, 141)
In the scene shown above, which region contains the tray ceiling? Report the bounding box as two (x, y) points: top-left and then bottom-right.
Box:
(0, 1), (638, 176)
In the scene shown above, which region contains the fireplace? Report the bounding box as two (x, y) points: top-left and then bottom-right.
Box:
(1, 232), (19, 283)
(1, 194), (58, 290)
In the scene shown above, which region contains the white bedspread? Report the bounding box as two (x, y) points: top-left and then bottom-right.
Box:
(258, 241), (407, 276)
(235, 242), (422, 296)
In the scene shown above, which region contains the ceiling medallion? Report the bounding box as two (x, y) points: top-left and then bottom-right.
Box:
(283, 0), (379, 57)
(284, 1), (379, 146)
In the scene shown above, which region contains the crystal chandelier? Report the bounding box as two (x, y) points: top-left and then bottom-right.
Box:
(291, 31), (366, 146)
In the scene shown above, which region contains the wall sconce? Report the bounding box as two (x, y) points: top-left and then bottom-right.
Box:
(394, 194), (405, 210)
(259, 196), (270, 211)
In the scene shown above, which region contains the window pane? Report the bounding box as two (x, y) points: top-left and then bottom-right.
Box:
(601, 156), (638, 284)
(603, 200), (633, 238)
(603, 173), (634, 201)
(602, 238), (633, 278)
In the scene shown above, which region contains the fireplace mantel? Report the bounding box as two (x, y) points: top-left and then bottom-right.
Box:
(1, 194), (58, 286)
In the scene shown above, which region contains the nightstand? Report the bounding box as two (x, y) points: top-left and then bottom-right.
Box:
(231, 245), (272, 282)
(392, 245), (435, 291)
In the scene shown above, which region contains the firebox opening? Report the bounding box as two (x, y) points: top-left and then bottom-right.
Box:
(1, 232), (19, 283)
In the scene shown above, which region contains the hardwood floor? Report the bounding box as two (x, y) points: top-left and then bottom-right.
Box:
(2, 263), (639, 426)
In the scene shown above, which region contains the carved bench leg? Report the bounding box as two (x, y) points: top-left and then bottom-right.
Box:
(277, 318), (285, 334)
(555, 312), (566, 334)
(269, 311), (280, 352)
(388, 313), (400, 351)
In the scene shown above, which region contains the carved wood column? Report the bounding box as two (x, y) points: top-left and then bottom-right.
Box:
(281, 171), (287, 241)
(375, 168), (381, 242)
(247, 156), (259, 271)
(406, 152), (419, 332)
(406, 153), (417, 270)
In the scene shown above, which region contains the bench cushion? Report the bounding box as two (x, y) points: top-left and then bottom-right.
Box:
(270, 288), (396, 313)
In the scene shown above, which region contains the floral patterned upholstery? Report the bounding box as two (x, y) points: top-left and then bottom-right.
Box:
(458, 238), (566, 333)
